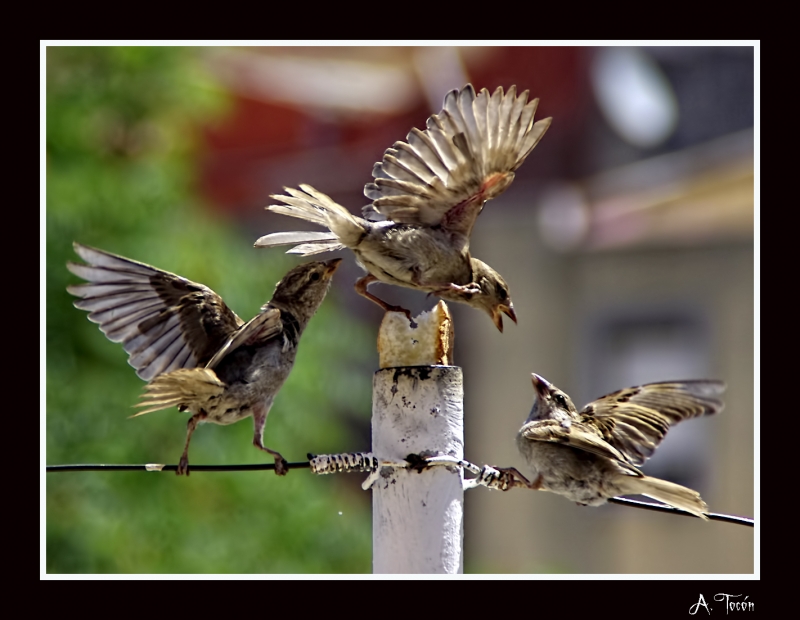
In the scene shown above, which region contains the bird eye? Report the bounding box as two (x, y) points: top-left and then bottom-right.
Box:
(310, 272), (321, 282)
(498, 288), (508, 301)
(554, 393), (568, 407)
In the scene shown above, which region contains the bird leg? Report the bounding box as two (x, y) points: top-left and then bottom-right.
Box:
(426, 281), (483, 299)
(252, 403), (288, 476)
(410, 269), (483, 301)
(177, 411), (207, 476)
(354, 274), (413, 322)
(495, 467), (544, 491)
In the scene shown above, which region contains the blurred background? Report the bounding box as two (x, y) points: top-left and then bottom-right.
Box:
(45, 45), (755, 574)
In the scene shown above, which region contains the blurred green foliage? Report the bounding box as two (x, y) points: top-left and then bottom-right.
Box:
(46, 46), (373, 573)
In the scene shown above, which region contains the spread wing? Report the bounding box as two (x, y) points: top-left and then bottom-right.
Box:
(364, 84), (551, 240)
(578, 380), (726, 467)
(519, 419), (643, 476)
(67, 242), (245, 381)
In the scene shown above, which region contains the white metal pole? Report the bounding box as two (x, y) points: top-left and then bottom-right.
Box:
(371, 302), (464, 574)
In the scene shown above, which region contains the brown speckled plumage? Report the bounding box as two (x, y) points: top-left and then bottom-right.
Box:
(255, 84), (551, 331)
(68, 243), (340, 475)
(514, 373), (725, 519)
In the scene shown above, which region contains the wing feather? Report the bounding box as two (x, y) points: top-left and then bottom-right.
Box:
(366, 83), (552, 239)
(579, 380), (725, 466)
(67, 243), (242, 381)
(520, 419), (643, 476)
(205, 307), (283, 370)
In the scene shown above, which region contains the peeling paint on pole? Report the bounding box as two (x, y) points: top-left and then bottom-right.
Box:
(372, 365), (464, 574)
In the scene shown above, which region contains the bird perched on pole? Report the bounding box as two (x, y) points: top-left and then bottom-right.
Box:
(511, 374), (725, 519)
(67, 242), (341, 476)
(255, 84), (551, 332)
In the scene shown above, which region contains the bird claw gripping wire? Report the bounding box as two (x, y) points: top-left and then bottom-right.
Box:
(404, 454), (532, 491)
(463, 465), (514, 491)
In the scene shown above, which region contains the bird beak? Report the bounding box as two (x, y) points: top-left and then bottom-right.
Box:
(527, 373), (551, 422)
(491, 303), (517, 332)
(530, 373), (552, 397)
(504, 303), (517, 324)
(324, 258), (343, 275)
(491, 307), (504, 332)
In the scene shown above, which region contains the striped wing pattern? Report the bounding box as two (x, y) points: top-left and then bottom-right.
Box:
(67, 243), (243, 381)
(579, 380), (726, 466)
(204, 306), (283, 370)
(364, 84), (552, 238)
(520, 419), (643, 475)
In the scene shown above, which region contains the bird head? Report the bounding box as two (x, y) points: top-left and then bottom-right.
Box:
(270, 258), (342, 325)
(467, 258), (517, 332)
(527, 373), (577, 423)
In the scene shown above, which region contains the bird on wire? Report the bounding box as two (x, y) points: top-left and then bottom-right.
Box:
(255, 84), (551, 332)
(67, 242), (341, 476)
(510, 373), (725, 519)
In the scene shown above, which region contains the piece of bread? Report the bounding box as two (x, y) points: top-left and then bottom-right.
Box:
(377, 301), (454, 368)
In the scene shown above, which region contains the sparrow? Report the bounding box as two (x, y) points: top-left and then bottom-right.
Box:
(512, 373), (725, 519)
(66, 242), (341, 475)
(255, 84), (551, 332)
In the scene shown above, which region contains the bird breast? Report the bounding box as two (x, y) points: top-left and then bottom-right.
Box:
(356, 225), (472, 288)
(216, 341), (297, 403)
(517, 434), (624, 504)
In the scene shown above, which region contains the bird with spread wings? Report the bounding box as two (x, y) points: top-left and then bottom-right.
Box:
(255, 84), (551, 332)
(509, 374), (725, 518)
(67, 242), (340, 475)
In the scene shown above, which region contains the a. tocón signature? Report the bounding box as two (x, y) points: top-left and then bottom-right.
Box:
(690, 593), (754, 615)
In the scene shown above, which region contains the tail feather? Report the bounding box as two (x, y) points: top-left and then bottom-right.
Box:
(267, 202), (329, 227)
(266, 184), (367, 248)
(253, 231), (345, 257)
(132, 368), (225, 416)
(286, 241), (345, 256)
(254, 231), (338, 247)
(619, 475), (709, 520)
